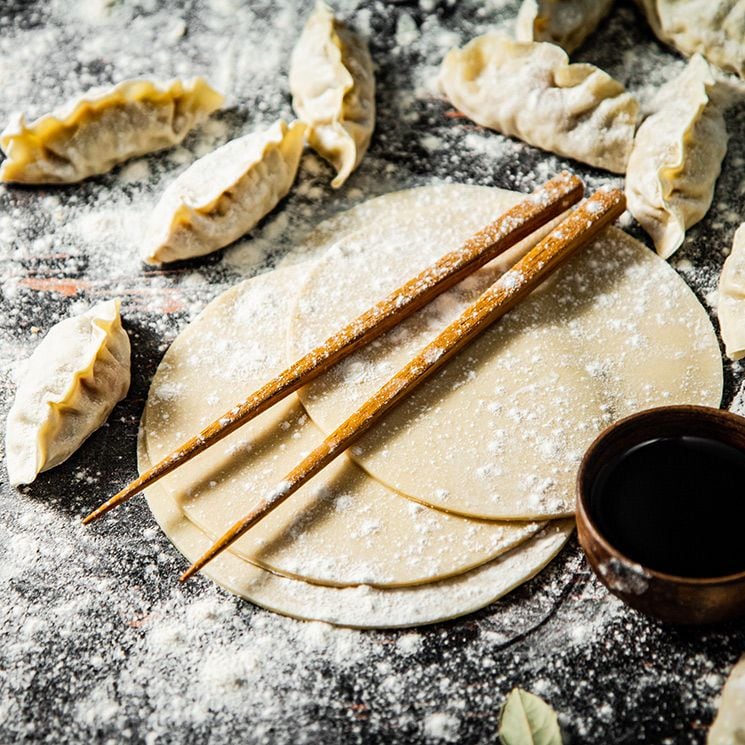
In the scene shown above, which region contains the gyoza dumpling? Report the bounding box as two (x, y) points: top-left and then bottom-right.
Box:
(625, 55), (728, 259)
(142, 119), (306, 264)
(708, 654), (745, 745)
(5, 299), (131, 486)
(438, 34), (638, 173)
(717, 224), (745, 360)
(516, 0), (615, 53)
(0, 78), (224, 184)
(289, 1), (375, 188)
(635, 0), (745, 78)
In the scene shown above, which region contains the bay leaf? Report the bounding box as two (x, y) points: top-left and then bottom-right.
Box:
(499, 688), (563, 745)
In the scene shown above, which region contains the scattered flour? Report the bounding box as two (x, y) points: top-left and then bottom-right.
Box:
(423, 712), (461, 742)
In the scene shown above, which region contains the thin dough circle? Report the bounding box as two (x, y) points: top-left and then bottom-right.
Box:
(140, 264), (542, 588)
(288, 184), (723, 520)
(140, 448), (574, 628)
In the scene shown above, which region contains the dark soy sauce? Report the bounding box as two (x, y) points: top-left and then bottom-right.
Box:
(590, 436), (745, 578)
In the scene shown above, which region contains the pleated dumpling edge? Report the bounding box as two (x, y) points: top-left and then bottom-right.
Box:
(718, 224), (745, 361)
(5, 299), (131, 486)
(290, 1), (375, 188)
(0, 77), (224, 184)
(438, 34), (639, 174)
(625, 54), (728, 259)
(142, 119), (307, 265)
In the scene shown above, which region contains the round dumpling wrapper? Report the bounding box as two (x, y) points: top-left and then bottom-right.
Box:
(288, 184), (723, 519)
(140, 264), (543, 588)
(140, 448), (574, 628)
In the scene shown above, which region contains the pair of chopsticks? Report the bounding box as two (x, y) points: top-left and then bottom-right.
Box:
(83, 173), (625, 582)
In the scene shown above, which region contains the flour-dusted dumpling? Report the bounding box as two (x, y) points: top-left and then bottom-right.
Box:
(438, 34), (639, 173)
(515, 0), (615, 53)
(289, 1), (375, 188)
(708, 654), (745, 745)
(625, 55), (728, 259)
(142, 120), (306, 264)
(0, 78), (224, 184)
(635, 0), (745, 78)
(5, 299), (131, 486)
(717, 224), (745, 360)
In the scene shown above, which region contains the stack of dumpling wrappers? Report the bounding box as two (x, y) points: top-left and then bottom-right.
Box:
(133, 177), (724, 627)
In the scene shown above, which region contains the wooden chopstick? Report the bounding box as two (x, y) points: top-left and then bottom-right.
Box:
(179, 186), (626, 581)
(82, 173), (583, 525)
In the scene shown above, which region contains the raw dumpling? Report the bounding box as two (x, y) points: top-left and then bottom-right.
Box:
(289, 1), (375, 188)
(515, 0), (615, 53)
(625, 54), (728, 259)
(717, 224), (745, 360)
(0, 77), (224, 184)
(438, 34), (638, 173)
(142, 119), (306, 264)
(708, 654), (745, 745)
(635, 0), (745, 78)
(5, 299), (131, 486)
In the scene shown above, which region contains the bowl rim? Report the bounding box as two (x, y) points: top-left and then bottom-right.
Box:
(576, 404), (745, 587)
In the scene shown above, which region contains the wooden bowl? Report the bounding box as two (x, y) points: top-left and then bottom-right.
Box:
(576, 405), (745, 625)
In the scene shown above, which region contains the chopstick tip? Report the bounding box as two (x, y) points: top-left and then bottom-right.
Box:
(81, 504), (108, 525)
(179, 563), (200, 583)
(179, 523), (247, 581)
(82, 479), (147, 525)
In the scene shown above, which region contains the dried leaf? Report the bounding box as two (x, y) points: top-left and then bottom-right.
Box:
(499, 688), (563, 745)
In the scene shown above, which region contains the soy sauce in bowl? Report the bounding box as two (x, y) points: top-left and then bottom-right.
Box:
(589, 435), (745, 579)
(577, 406), (745, 624)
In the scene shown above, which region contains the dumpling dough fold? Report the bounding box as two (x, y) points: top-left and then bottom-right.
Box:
(625, 54), (728, 259)
(718, 224), (745, 360)
(635, 0), (745, 78)
(438, 34), (639, 173)
(515, 0), (615, 53)
(0, 78), (224, 184)
(290, 1), (375, 188)
(5, 299), (131, 486)
(708, 654), (745, 745)
(142, 119), (306, 265)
